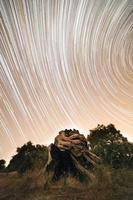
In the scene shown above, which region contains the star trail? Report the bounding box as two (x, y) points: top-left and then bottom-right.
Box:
(0, 0), (133, 163)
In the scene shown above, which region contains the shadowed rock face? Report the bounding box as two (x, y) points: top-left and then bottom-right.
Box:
(44, 130), (101, 184)
(47, 144), (80, 181)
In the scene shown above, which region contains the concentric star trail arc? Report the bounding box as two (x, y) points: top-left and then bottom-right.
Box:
(0, 0), (133, 163)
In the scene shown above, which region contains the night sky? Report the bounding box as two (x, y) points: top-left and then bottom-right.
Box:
(0, 0), (133, 163)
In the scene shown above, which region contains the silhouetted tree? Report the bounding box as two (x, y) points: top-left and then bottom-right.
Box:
(7, 141), (48, 173)
(0, 159), (6, 172)
(87, 124), (133, 168)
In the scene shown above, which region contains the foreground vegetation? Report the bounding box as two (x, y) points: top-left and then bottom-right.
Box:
(0, 124), (133, 200)
(0, 166), (133, 200)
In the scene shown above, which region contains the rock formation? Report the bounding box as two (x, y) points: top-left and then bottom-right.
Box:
(43, 129), (100, 185)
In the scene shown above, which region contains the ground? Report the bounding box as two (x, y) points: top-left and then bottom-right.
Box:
(0, 167), (133, 200)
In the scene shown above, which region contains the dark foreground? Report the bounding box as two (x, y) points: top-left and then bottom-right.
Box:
(0, 167), (133, 200)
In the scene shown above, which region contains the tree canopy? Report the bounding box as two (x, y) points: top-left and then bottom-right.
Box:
(7, 141), (48, 173)
(87, 124), (133, 168)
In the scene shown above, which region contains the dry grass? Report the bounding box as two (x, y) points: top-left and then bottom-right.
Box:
(0, 167), (133, 200)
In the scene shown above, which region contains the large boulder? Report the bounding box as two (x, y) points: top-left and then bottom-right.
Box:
(43, 129), (101, 185)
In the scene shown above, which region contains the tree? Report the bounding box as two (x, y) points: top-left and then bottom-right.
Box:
(7, 141), (48, 173)
(87, 124), (133, 168)
(0, 159), (6, 172)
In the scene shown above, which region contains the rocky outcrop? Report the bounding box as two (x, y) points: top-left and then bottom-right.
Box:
(43, 129), (101, 185)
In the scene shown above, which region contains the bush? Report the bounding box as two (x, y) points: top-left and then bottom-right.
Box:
(7, 141), (48, 174)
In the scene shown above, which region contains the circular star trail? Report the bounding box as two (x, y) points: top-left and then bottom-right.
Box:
(0, 0), (133, 162)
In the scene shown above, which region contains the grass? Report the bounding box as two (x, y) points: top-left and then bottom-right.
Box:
(0, 166), (133, 200)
